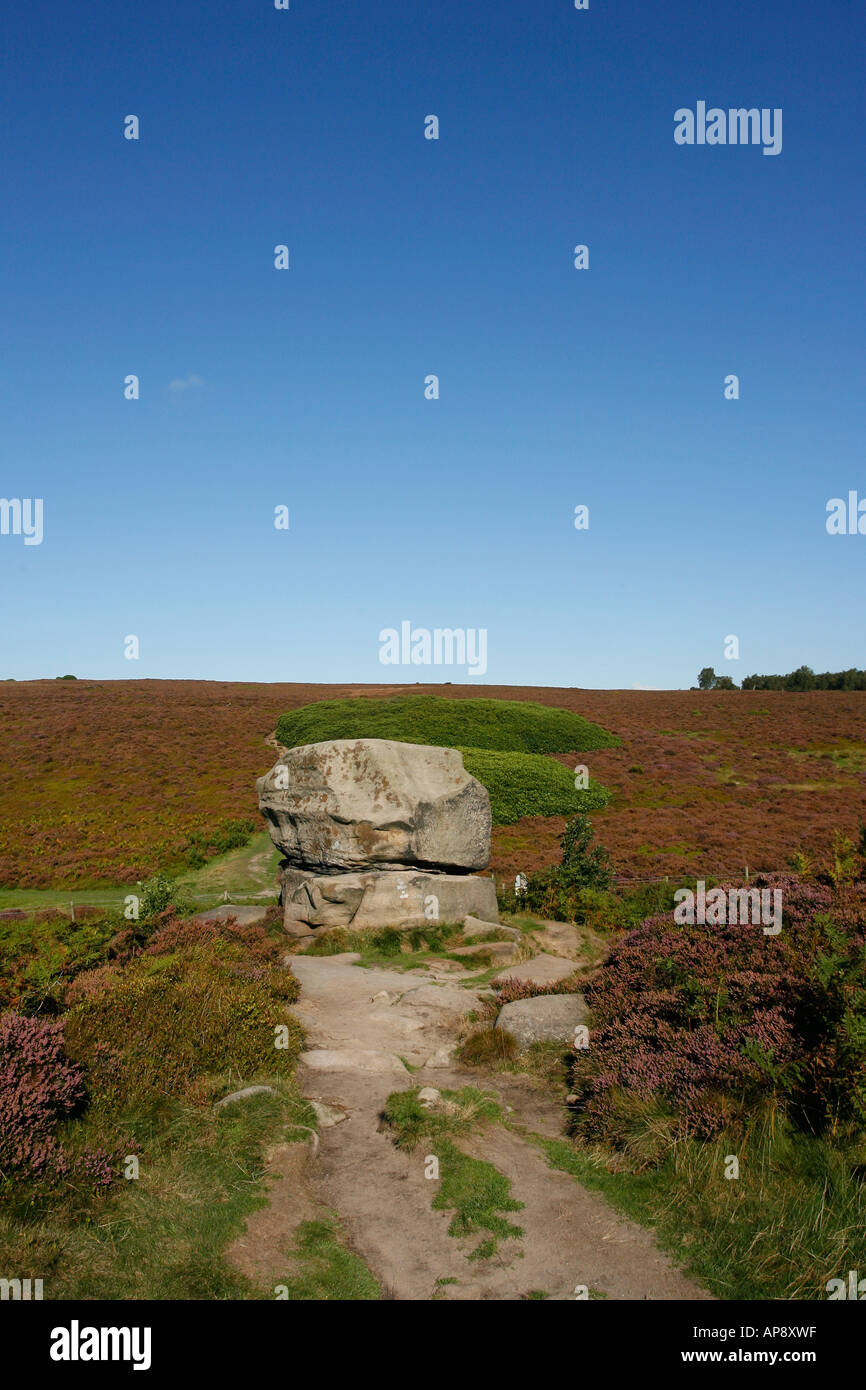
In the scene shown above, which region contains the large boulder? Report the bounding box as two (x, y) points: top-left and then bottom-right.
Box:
(257, 739), (491, 874)
(280, 864), (499, 936)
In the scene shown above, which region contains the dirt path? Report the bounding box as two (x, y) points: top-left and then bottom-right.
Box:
(250, 948), (711, 1302)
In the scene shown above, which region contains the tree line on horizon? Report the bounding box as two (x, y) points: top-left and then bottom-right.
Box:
(697, 666), (866, 691)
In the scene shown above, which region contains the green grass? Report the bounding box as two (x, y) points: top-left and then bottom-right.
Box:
(301, 921), (465, 971)
(0, 831), (282, 913)
(175, 831), (282, 901)
(0, 1088), (312, 1299)
(0, 903), (322, 1300)
(383, 1086), (523, 1261)
(274, 695), (618, 754)
(432, 1139), (524, 1261)
(273, 1217), (381, 1301)
(457, 747), (610, 825)
(384, 1085), (504, 1148)
(531, 1113), (866, 1301)
(272, 696), (616, 825)
(788, 742), (866, 775)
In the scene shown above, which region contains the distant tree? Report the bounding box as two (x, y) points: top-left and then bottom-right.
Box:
(789, 665), (816, 691)
(698, 667), (738, 691)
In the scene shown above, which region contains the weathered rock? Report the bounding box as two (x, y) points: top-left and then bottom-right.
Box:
(215, 1085), (278, 1109)
(258, 739), (491, 873)
(450, 941), (519, 967)
(495, 994), (589, 1047)
(463, 915), (517, 941)
(300, 1049), (408, 1074)
(280, 864), (498, 934)
(311, 1100), (348, 1128)
(195, 904), (271, 927)
(417, 1087), (442, 1108)
(423, 1045), (457, 1069)
(493, 954), (578, 986)
(528, 921), (584, 960)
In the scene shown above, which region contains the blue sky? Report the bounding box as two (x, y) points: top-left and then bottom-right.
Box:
(2, 0), (863, 687)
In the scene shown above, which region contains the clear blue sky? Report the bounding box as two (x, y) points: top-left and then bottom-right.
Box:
(2, 0), (863, 687)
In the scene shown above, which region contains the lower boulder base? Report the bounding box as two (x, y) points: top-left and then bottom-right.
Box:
(280, 864), (499, 936)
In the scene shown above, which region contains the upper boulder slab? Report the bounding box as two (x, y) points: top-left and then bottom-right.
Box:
(257, 738), (491, 873)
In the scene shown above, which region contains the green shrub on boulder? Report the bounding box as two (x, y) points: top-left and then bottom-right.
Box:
(274, 695), (617, 755)
(273, 696), (616, 826)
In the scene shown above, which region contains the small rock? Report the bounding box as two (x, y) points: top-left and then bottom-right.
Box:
(368, 1013), (425, 1033)
(311, 1100), (348, 1128)
(215, 1085), (278, 1109)
(400, 984), (481, 1018)
(425, 959), (464, 974)
(463, 915), (521, 941)
(495, 994), (589, 1047)
(423, 1045), (456, 1069)
(417, 1087), (441, 1108)
(451, 941), (518, 966)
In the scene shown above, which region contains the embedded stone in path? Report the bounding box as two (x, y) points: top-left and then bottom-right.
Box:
(463, 915), (522, 942)
(300, 1049), (409, 1074)
(450, 941), (519, 968)
(496, 994), (589, 1048)
(310, 1100), (348, 1128)
(493, 954), (577, 986)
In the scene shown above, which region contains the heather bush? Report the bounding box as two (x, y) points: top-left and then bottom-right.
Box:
(0, 911), (123, 1014)
(570, 876), (866, 1151)
(64, 917), (303, 1112)
(0, 1013), (85, 1180)
(493, 975), (582, 1006)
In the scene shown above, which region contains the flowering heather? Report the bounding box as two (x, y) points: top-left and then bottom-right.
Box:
(1, 681), (864, 887)
(64, 912), (304, 1111)
(144, 916), (301, 1002)
(571, 876), (866, 1144)
(0, 1012), (85, 1180)
(493, 976), (582, 1005)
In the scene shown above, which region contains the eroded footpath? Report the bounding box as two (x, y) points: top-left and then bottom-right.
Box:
(232, 937), (712, 1302)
